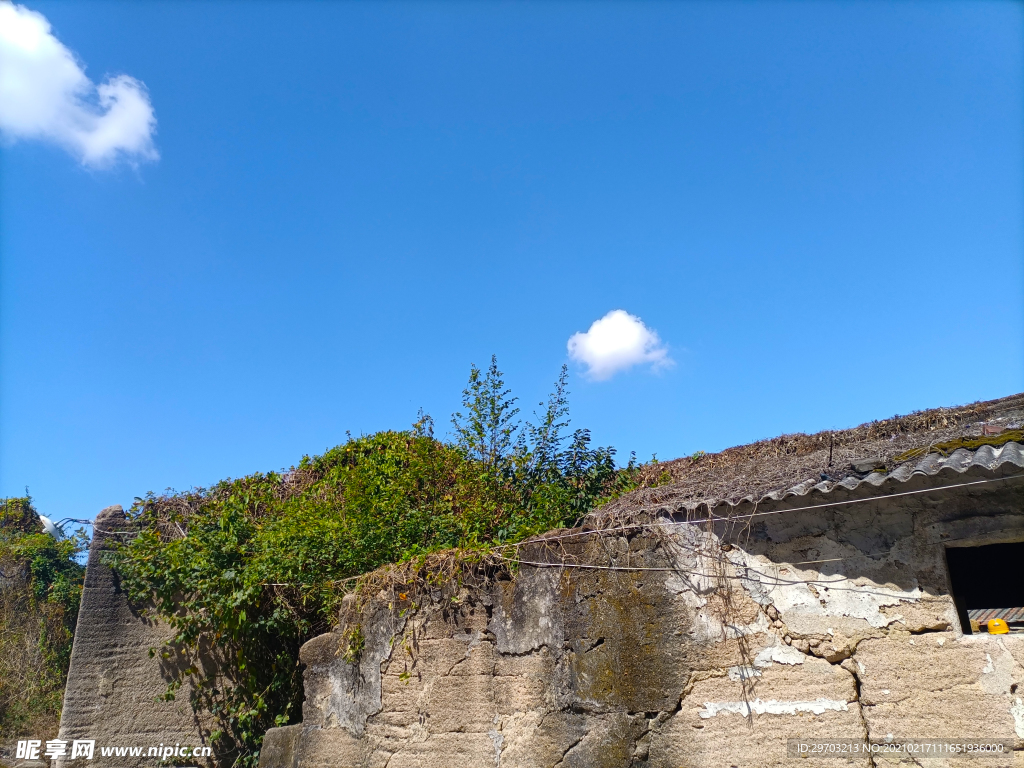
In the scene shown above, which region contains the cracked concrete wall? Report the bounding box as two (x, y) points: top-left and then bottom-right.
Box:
(261, 480), (1024, 768)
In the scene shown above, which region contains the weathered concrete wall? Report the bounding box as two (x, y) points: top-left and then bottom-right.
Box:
(261, 477), (1024, 768)
(53, 506), (211, 768)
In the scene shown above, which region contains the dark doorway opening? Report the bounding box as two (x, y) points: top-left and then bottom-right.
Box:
(945, 542), (1024, 635)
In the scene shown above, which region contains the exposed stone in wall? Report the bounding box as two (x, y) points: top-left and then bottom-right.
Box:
(261, 480), (1024, 768)
(53, 506), (211, 768)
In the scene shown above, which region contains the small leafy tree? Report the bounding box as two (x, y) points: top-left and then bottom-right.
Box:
(522, 364), (571, 478)
(450, 359), (619, 539)
(451, 355), (521, 471)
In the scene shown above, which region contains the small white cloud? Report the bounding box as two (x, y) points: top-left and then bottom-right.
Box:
(0, 1), (157, 167)
(567, 309), (672, 381)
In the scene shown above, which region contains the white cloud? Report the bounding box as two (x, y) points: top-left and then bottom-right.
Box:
(567, 309), (672, 381)
(0, 1), (157, 166)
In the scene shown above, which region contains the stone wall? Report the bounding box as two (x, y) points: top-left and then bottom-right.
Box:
(260, 475), (1024, 768)
(53, 506), (211, 768)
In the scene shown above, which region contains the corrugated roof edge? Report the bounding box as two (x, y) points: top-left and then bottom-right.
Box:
(587, 441), (1024, 522)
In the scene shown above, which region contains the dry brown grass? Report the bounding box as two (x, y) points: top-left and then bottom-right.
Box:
(334, 547), (509, 625)
(0, 560), (62, 742)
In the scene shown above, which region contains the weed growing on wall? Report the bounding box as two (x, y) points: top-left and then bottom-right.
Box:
(108, 360), (655, 766)
(0, 498), (87, 740)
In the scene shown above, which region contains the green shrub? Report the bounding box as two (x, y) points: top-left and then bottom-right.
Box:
(108, 359), (650, 765)
(0, 498), (87, 740)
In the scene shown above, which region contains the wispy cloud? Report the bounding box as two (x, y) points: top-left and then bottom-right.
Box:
(567, 309), (672, 381)
(0, 1), (157, 167)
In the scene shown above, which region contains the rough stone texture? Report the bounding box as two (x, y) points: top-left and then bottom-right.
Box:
(50, 506), (212, 768)
(262, 477), (1024, 768)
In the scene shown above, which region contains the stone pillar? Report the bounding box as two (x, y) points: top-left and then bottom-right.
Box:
(55, 506), (211, 767)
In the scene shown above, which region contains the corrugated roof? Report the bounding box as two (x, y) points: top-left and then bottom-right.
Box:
(589, 392), (1024, 523)
(719, 440), (1024, 510)
(969, 607), (1024, 624)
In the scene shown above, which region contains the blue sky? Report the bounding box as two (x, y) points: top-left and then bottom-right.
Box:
(1, 1), (1022, 521)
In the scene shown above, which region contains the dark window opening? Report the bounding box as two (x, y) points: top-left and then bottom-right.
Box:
(945, 542), (1024, 635)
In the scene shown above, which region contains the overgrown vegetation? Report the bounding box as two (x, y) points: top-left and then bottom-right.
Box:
(892, 429), (1024, 463)
(0, 497), (87, 741)
(109, 359), (655, 766)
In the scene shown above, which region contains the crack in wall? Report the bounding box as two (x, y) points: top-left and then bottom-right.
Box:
(550, 732), (586, 768)
(838, 655), (876, 768)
